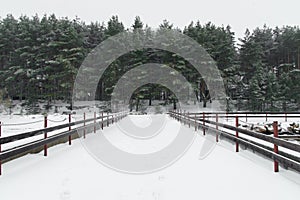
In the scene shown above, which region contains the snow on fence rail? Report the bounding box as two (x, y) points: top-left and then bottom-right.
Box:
(185, 111), (300, 123)
(0, 111), (128, 176)
(169, 110), (300, 173)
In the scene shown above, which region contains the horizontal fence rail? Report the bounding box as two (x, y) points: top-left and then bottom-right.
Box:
(185, 111), (300, 115)
(0, 111), (128, 175)
(169, 110), (300, 173)
(185, 111), (300, 122)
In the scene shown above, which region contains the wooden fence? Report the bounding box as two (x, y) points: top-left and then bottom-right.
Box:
(0, 111), (127, 175)
(169, 110), (300, 173)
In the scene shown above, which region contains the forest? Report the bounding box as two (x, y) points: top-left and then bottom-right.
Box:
(0, 14), (300, 112)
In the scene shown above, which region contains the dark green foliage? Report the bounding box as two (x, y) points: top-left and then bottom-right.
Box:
(132, 16), (143, 30)
(0, 14), (299, 111)
(239, 25), (300, 111)
(0, 14), (100, 109)
(183, 21), (237, 71)
(105, 16), (124, 37)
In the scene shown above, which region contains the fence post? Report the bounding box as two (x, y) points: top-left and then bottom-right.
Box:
(266, 113), (268, 122)
(44, 116), (48, 156)
(182, 110), (184, 124)
(216, 113), (219, 142)
(101, 112), (104, 130)
(180, 110), (182, 123)
(94, 112), (96, 133)
(69, 113), (72, 145)
(203, 112), (205, 135)
(83, 112), (86, 139)
(235, 116), (239, 152)
(188, 112), (190, 128)
(107, 112), (109, 127)
(0, 121), (2, 175)
(285, 113), (287, 122)
(273, 121), (279, 172)
(226, 112), (228, 122)
(246, 113), (248, 122)
(185, 111), (187, 126)
(194, 114), (197, 131)
(178, 110), (180, 123)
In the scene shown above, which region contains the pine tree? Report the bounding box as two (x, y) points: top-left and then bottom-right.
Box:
(289, 69), (300, 107)
(265, 71), (279, 110)
(277, 72), (291, 111)
(132, 16), (143, 30)
(248, 62), (266, 111)
(105, 16), (125, 37)
(85, 22), (105, 49)
(159, 20), (173, 29)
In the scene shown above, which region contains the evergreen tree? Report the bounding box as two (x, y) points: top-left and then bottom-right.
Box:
(105, 16), (125, 37)
(132, 16), (143, 30)
(159, 20), (173, 29)
(85, 22), (106, 49)
(289, 69), (300, 107)
(0, 14), (299, 112)
(248, 61), (266, 111)
(265, 71), (279, 110)
(277, 72), (292, 111)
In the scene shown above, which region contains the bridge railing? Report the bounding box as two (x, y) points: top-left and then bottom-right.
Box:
(0, 111), (128, 176)
(169, 110), (300, 173)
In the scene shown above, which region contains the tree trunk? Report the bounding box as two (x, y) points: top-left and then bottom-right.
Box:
(203, 99), (207, 108)
(173, 99), (177, 110)
(136, 98), (139, 112)
(195, 90), (199, 102)
(129, 99), (133, 112)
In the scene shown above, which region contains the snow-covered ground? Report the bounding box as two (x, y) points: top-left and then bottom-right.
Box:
(0, 115), (300, 200)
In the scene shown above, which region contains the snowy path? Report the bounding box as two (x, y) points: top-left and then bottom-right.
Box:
(0, 115), (300, 200)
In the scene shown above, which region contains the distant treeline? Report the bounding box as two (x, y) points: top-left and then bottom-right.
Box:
(0, 14), (299, 111)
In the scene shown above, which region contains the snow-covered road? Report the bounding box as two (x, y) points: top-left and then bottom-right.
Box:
(0, 115), (300, 200)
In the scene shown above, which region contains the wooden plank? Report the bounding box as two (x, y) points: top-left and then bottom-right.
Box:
(185, 111), (300, 115)
(279, 135), (300, 140)
(196, 115), (300, 118)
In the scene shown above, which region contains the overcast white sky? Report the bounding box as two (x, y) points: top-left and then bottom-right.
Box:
(1, 0), (299, 41)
